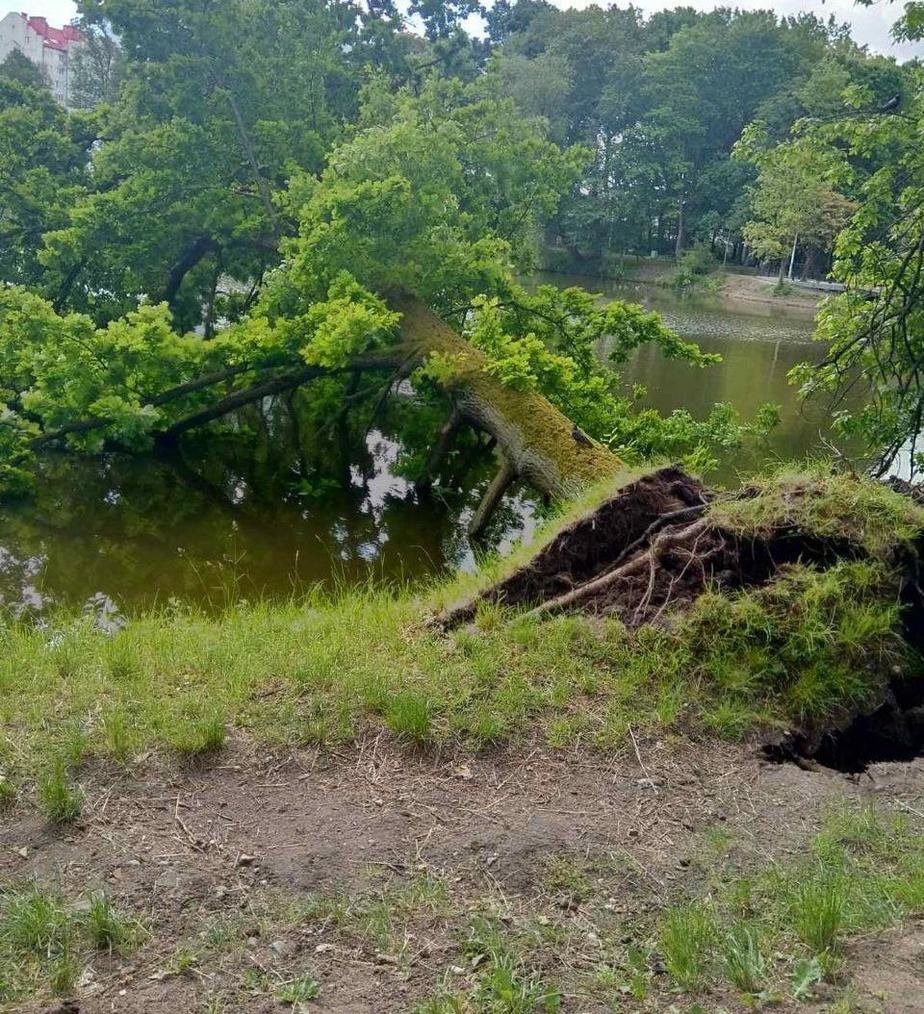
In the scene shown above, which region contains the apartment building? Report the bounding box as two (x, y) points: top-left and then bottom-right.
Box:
(0, 11), (84, 105)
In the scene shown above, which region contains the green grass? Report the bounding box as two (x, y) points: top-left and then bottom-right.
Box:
(165, 712), (228, 760)
(82, 893), (142, 951)
(0, 775), (16, 811)
(275, 970), (321, 1003)
(0, 466), (920, 794)
(790, 876), (847, 956)
(0, 887), (141, 1004)
(46, 801), (911, 1014)
(37, 762), (83, 825)
(709, 463), (924, 557)
(645, 804), (924, 1000)
(0, 557), (914, 787)
(720, 924), (767, 993)
(658, 903), (716, 989)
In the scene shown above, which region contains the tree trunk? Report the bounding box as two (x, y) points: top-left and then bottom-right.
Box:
(468, 459), (518, 539)
(788, 233), (799, 281)
(390, 293), (623, 499)
(31, 293), (623, 526)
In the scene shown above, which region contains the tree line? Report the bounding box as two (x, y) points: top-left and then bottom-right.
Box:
(1, 0), (922, 501)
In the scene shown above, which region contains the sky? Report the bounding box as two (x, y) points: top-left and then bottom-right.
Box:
(17, 0), (924, 60)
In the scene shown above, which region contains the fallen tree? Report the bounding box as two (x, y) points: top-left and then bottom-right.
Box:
(389, 293), (622, 534)
(8, 290), (624, 533)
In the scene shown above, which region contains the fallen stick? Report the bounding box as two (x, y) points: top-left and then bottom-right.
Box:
(629, 724), (658, 795)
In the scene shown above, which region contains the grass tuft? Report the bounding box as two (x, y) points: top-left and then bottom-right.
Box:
(0, 774), (17, 811)
(0, 885), (145, 1001)
(275, 970), (321, 1004)
(720, 924), (766, 993)
(708, 463), (924, 557)
(384, 690), (432, 743)
(82, 893), (140, 951)
(166, 713), (227, 760)
(473, 953), (561, 1013)
(38, 762), (83, 825)
(658, 903), (716, 989)
(789, 875), (846, 956)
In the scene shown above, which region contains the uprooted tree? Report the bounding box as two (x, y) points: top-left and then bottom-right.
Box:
(2, 80), (754, 533)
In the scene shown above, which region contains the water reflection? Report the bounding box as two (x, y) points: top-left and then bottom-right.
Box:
(1, 279), (849, 618)
(0, 434), (537, 620)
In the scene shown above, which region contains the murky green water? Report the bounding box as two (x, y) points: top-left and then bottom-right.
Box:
(1, 278), (836, 619)
(539, 273), (837, 482)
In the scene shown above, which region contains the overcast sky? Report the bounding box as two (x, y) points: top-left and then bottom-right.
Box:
(19, 0), (924, 60)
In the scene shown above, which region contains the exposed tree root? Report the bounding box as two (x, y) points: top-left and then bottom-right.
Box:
(440, 466), (924, 773)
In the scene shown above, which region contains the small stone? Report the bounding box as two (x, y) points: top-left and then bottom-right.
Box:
(449, 965), (465, 975)
(314, 943), (336, 955)
(586, 932), (601, 947)
(236, 853), (256, 867)
(270, 939), (295, 958)
(374, 952), (399, 966)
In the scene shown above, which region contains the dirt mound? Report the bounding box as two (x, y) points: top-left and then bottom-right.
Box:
(443, 466), (924, 771)
(444, 466), (865, 628)
(446, 466), (712, 626)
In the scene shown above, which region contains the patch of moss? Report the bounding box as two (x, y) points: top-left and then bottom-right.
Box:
(709, 465), (924, 557)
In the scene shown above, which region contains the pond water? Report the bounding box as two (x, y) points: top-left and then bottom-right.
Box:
(539, 273), (835, 482)
(0, 279), (838, 620)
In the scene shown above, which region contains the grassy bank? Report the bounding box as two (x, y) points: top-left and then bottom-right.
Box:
(2, 466), (924, 1011)
(0, 467), (921, 808)
(539, 249), (824, 311)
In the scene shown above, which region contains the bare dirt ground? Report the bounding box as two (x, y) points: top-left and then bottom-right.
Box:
(717, 273), (824, 312)
(3, 733), (924, 1013)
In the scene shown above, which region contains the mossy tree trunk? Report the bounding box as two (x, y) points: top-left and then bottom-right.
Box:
(390, 294), (622, 521)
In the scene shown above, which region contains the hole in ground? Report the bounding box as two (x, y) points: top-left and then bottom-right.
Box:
(767, 555), (924, 774)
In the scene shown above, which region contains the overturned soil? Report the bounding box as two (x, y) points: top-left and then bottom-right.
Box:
(446, 467), (924, 772)
(446, 467), (873, 627)
(3, 735), (924, 1013)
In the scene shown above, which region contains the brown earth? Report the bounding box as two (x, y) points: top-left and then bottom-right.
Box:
(716, 273), (825, 312)
(4, 734), (924, 1013)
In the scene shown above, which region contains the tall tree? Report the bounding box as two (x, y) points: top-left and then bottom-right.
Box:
(791, 61), (924, 476)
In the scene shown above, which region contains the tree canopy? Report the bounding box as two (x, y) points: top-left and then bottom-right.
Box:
(1, 0), (921, 506)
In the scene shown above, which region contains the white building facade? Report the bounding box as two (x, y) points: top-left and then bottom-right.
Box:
(0, 12), (84, 106)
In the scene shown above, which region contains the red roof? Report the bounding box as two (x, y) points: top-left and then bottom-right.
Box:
(25, 15), (84, 51)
